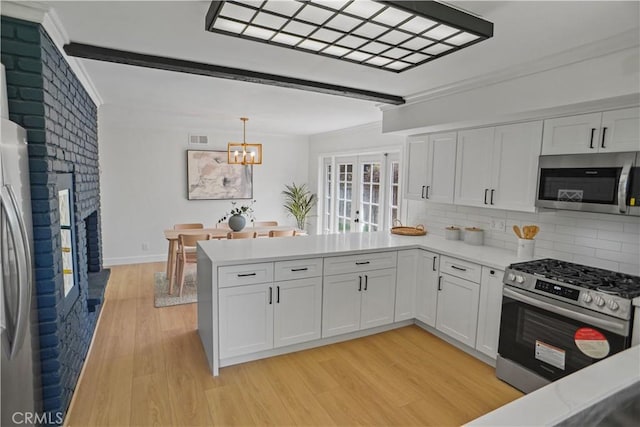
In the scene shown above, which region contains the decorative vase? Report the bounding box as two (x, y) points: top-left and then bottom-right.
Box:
(228, 214), (246, 232)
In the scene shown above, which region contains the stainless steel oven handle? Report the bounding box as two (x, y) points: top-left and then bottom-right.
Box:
(503, 287), (628, 335)
(618, 162), (632, 214)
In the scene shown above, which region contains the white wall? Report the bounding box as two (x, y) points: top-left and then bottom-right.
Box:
(307, 122), (406, 232)
(99, 105), (309, 265)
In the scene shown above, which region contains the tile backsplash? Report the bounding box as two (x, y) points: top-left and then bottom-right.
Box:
(406, 200), (640, 275)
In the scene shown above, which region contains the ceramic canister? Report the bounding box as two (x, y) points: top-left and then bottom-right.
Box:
(445, 226), (460, 240)
(463, 227), (484, 246)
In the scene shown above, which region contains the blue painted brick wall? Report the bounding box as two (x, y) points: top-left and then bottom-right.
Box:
(1, 16), (102, 421)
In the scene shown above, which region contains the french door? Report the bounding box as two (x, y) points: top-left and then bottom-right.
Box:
(322, 152), (400, 234)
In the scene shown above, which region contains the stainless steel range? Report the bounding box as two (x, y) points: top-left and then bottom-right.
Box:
(496, 258), (639, 393)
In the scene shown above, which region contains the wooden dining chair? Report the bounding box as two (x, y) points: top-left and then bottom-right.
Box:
(173, 223), (204, 230)
(268, 229), (295, 237)
(227, 231), (258, 239)
(174, 233), (211, 297)
(253, 220), (278, 227)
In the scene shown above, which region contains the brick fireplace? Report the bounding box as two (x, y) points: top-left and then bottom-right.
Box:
(2, 16), (103, 420)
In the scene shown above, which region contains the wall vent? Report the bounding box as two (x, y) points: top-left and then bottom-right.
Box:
(189, 134), (209, 145)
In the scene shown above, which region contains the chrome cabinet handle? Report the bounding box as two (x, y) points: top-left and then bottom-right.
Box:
(589, 128), (596, 149)
(601, 127), (608, 148)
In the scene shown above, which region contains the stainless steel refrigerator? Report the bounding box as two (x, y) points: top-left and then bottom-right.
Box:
(1, 74), (41, 425)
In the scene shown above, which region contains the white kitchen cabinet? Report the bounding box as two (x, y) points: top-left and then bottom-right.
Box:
(405, 135), (429, 200)
(273, 277), (322, 348)
(600, 107), (640, 153)
(475, 268), (504, 359)
(454, 127), (494, 207)
(435, 274), (480, 348)
(404, 132), (457, 202)
(219, 283), (274, 359)
(541, 107), (639, 155)
(395, 250), (418, 321)
(322, 268), (396, 338)
(455, 122), (542, 212)
(219, 266), (322, 359)
(415, 250), (440, 327)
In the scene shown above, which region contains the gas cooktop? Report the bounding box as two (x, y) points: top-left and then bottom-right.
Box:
(508, 259), (640, 299)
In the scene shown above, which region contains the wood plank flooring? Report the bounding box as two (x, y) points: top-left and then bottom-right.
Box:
(65, 262), (522, 426)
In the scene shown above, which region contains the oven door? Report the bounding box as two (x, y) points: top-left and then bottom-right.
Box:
(498, 286), (630, 382)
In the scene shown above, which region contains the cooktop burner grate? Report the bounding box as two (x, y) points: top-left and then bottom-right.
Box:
(509, 258), (640, 299)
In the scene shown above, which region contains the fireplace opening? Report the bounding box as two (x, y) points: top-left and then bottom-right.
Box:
(84, 211), (109, 314)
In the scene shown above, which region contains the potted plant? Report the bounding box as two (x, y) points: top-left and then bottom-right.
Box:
(218, 200), (255, 231)
(282, 183), (316, 231)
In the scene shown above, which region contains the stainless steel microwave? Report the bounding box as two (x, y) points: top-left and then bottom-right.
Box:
(536, 152), (639, 216)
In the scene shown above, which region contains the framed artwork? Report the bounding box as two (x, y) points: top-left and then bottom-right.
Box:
(186, 150), (253, 200)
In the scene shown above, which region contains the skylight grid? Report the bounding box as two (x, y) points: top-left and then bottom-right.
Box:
(206, 1), (494, 73)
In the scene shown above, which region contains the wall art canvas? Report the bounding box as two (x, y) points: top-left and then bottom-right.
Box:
(187, 150), (253, 200)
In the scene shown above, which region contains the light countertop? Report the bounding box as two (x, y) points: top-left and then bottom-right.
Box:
(198, 231), (531, 270)
(467, 345), (640, 426)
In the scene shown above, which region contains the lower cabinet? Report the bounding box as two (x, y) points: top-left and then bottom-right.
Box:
(435, 274), (480, 348)
(475, 267), (504, 359)
(219, 277), (322, 359)
(395, 250), (419, 321)
(415, 250), (440, 327)
(323, 268), (396, 338)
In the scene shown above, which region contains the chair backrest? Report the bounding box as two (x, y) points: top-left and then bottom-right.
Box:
(227, 231), (258, 239)
(174, 223), (204, 230)
(178, 233), (211, 253)
(216, 222), (231, 230)
(253, 220), (278, 227)
(268, 229), (295, 237)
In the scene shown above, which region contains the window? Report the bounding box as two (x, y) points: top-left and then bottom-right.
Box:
(389, 159), (400, 226)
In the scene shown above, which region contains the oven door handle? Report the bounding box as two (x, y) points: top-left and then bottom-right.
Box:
(618, 161), (632, 214)
(503, 287), (629, 336)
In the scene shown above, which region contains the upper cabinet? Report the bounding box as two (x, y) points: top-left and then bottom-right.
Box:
(541, 107), (639, 155)
(455, 121), (543, 212)
(404, 132), (457, 203)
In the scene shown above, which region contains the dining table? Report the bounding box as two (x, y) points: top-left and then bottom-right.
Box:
(163, 225), (303, 294)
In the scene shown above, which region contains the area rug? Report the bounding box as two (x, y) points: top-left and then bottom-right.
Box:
(154, 268), (198, 308)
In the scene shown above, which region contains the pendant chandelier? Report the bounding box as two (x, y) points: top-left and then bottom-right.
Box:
(228, 117), (262, 165)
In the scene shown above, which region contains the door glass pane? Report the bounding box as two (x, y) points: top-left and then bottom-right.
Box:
(389, 161), (400, 227)
(360, 161), (381, 233)
(324, 163), (332, 233)
(336, 161), (355, 233)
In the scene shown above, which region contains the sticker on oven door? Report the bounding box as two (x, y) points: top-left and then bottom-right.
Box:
(574, 328), (610, 359)
(535, 340), (566, 370)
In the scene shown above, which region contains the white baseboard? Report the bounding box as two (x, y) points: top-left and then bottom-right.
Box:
(103, 254), (166, 266)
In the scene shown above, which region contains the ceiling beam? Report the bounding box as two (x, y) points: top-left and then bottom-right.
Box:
(63, 42), (406, 105)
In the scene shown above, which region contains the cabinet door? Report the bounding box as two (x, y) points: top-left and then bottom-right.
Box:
(360, 268), (397, 329)
(395, 250), (418, 322)
(454, 128), (494, 207)
(435, 274), (480, 348)
(274, 277), (322, 348)
(426, 132), (457, 204)
(600, 107), (640, 153)
(404, 136), (429, 200)
(322, 273), (362, 338)
(541, 113), (602, 155)
(415, 251), (440, 327)
(476, 268), (504, 359)
(219, 283), (274, 359)
(491, 121), (542, 212)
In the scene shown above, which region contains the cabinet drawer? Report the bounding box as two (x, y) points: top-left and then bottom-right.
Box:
(218, 263), (274, 288)
(324, 251), (398, 276)
(275, 258), (323, 281)
(440, 256), (481, 283)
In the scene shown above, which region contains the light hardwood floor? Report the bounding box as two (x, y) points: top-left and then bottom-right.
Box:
(65, 262), (522, 426)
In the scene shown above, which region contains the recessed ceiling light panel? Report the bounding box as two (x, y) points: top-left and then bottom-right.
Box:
(205, 0), (494, 73)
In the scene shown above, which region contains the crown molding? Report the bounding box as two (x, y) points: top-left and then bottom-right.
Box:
(1, 1), (103, 106)
(381, 28), (640, 112)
